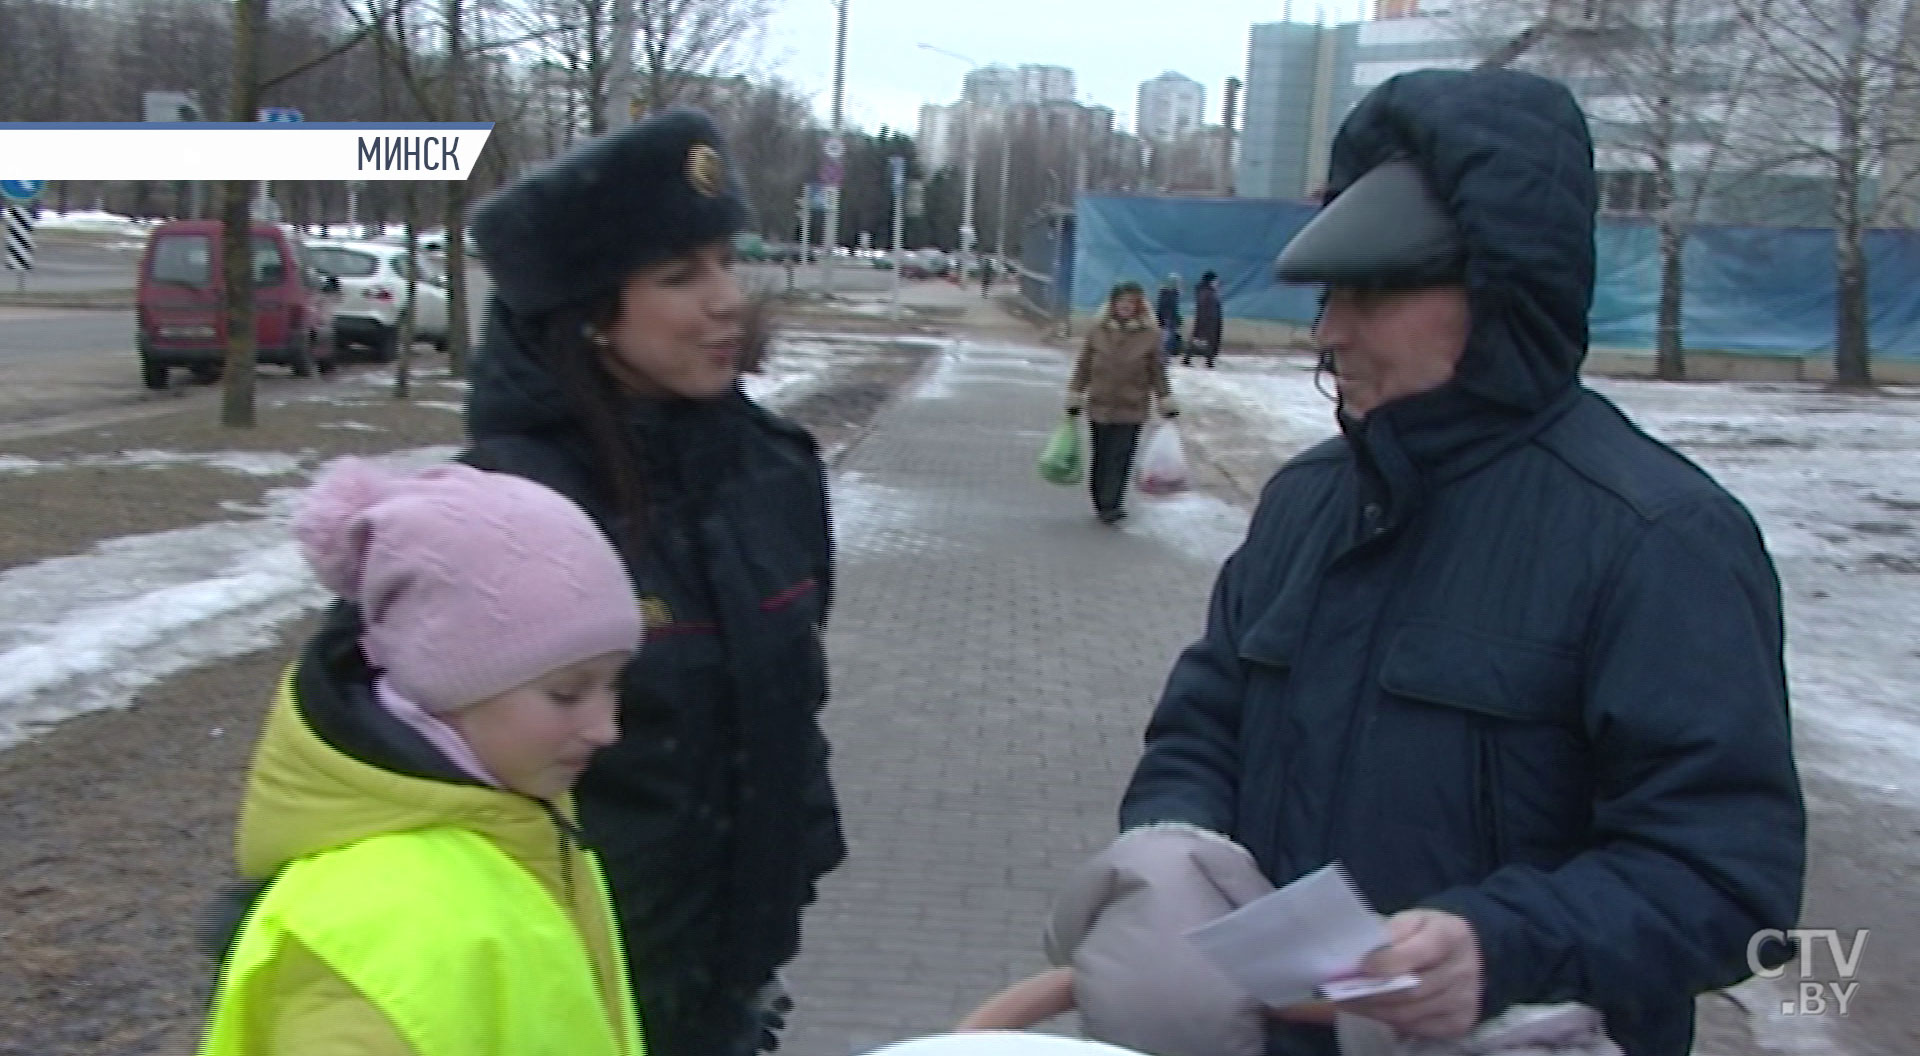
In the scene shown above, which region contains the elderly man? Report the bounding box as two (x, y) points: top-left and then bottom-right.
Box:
(1113, 68), (1805, 1055)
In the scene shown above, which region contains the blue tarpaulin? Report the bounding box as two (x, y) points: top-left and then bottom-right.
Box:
(1071, 194), (1920, 359)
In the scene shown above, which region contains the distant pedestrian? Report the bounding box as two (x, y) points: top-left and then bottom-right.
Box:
(982, 257), (997, 298)
(1154, 275), (1183, 358)
(1067, 281), (1179, 525)
(1184, 271), (1222, 368)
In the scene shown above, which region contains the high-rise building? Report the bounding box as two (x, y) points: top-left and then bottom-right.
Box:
(917, 103), (963, 172)
(1136, 71), (1206, 143)
(963, 65), (1022, 109)
(1236, 9), (1832, 223)
(1019, 64), (1077, 106)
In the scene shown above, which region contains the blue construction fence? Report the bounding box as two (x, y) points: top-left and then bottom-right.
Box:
(1016, 207), (1076, 322)
(1062, 194), (1920, 359)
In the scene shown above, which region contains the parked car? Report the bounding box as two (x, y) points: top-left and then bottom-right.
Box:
(304, 239), (452, 362)
(136, 220), (339, 390)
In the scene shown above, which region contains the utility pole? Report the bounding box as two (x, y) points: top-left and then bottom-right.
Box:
(824, 0), (847, 296)
(919, 44), (982, 281)
(889, 156), (906, 321)
(995, 113), (1011, 262)
(961, 99), (977, 280)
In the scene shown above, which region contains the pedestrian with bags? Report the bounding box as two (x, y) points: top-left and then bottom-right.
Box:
(462, 107), (846, 1056)
(197, 459), (645, 1056)
(1067, 281), (1179, 524)
(1183, 271), (1223, 368)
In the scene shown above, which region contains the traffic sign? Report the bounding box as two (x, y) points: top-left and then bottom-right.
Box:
(0, 180), (43, 202)
(823, 136), (846, 160)
(888, 156), (907, 194)
(820, 156), (844, 187)
(257, 107), (304, 123)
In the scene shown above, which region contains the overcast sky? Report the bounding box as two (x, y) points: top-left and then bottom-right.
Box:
(757, 0), (1375, 137)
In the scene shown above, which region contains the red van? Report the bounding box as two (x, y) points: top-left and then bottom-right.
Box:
(135, 220), (340, 390)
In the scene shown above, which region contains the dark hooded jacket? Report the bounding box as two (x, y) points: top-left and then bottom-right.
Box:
(1119, 70), (1804, 1056)
(461, 301), (845, 1056)
(1192, 280), (1224, 352)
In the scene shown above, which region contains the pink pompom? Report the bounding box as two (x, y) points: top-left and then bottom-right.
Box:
(294, 458), (396, 599)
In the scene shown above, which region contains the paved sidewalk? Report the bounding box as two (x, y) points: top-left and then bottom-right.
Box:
(783, 332), (1254, 1055)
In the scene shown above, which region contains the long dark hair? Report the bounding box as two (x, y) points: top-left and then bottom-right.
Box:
(524, 277), (777, 554)
(533, 293), (650, 553)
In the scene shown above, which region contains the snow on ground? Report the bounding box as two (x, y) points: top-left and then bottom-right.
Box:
(0, 332), (894, 750)
(32, 210), (153, 245)
(0, 446), (457, 750)
(0, 449), (313, 477)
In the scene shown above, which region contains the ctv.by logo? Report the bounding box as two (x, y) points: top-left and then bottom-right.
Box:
(1747, 928), (1868, 1016)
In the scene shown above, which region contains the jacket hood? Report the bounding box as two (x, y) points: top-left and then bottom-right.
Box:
(1325, 68), (1598, 413)
(235, 604), (576, 880)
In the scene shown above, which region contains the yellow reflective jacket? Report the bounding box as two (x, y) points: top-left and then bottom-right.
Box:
(199, 669), (642, 1056)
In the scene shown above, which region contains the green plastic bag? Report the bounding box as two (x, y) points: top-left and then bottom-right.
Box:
(1037, 417), (1085, 485)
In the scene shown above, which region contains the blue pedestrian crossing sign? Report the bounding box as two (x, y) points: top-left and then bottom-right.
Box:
(0, 180), (44, 202)
(257, 107), (304, 123)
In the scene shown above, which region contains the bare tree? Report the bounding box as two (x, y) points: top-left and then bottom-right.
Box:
(1466, 0), (1764, 379)
(519, 0), (622, 135)
(1734, 0), (1920, 387)
(707, 77), (819, 238)
(631, 0), (773, 115)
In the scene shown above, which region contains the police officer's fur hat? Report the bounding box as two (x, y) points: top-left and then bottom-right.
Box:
(472, 108), (749, 317)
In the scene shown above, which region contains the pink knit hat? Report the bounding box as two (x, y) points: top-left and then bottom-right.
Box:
(294, 459), (641, 713)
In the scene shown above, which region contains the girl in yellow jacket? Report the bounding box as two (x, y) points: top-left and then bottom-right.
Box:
(198, 459), (646, 1056)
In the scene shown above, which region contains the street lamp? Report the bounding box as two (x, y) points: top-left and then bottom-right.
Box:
(917, 43), (1012, 280)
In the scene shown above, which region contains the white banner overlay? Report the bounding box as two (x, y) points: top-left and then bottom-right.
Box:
(0, 123), (494, 181)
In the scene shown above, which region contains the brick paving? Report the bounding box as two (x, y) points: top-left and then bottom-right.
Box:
(782, 313), (1254, 1054)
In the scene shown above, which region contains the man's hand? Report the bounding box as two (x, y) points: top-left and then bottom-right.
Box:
(1338, 909), (1483, 1040)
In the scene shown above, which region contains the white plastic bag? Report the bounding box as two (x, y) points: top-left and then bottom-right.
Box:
(1136, 422), (1191, 496)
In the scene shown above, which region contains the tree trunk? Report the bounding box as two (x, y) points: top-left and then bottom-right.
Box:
(1833, 191), (1872, 387)
(1652, 0), (1686, 382)
(446, 185), (473, 377)
(444, 0), (472, 377)
(219, 0), (268, 429)
(1833, 44), (1873, 388)
(1656, 214), (1686, 381)
(395, 184), (418, 400)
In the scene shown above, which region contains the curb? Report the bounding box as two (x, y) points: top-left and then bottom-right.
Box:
(821, 337), (953, 473)
(0, 289), (136, 310)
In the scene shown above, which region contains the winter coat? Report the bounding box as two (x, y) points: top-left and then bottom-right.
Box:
(463, 300), (846, 1053)
(1118, 69), (1804, 1056)
(1192, 283), (1223, 351)
(1068, 312), (1176, 424)
(1155, 286), (1182, 331)
(202, 608), (635, 1056)
(1045, 824), (1273, 1056)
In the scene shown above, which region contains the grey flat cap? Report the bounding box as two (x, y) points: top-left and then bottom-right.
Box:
(1273, 158), (1466, 288)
